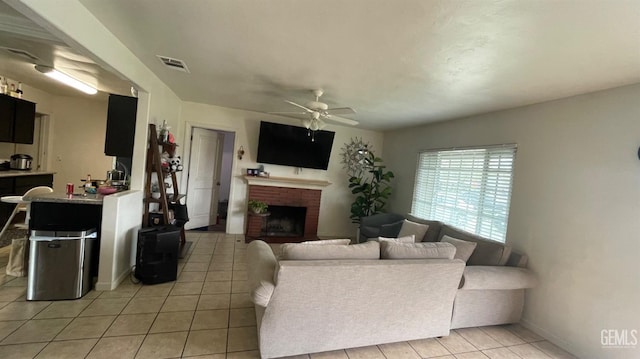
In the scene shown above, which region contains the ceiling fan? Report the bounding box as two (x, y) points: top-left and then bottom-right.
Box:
(270, 89), (358, 135)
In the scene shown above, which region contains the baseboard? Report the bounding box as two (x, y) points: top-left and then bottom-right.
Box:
(521, 318), (585, 358)
(95, 268), (131, 291)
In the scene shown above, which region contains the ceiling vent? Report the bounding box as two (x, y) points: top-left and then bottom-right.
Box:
(156, 55), (190, 73)
(1, 47), (40, 62)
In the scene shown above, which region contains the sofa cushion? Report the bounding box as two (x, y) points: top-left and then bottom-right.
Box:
(280, 241), (380, 260)
(438, 225), (511, 266)
(441, 235), (477, 262)
(398, 219), (429, 242)
(380, 241), (456, 259)
(370, 234), (415, 243)
(361, 225), (381, 239)
(379, 220), (404, 238)
(405, 214), (443, 242)
(301, 239), (351, 245)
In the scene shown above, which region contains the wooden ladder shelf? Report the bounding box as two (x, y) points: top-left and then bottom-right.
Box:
(143, 123), (186, 245)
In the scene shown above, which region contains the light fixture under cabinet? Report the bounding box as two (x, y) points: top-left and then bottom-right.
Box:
(34, 65), (98, 95)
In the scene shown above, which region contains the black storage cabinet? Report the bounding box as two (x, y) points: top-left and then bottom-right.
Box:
(135, 225), (180, 284)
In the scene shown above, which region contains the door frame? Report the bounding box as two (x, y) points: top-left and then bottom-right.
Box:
(181, 121), (238, 233)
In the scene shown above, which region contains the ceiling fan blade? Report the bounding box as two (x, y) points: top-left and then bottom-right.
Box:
(324, 114), (359, 126)
(284, 100), (314, 113)
(326, 107), (356, 115)
(268, 111), (308, 115)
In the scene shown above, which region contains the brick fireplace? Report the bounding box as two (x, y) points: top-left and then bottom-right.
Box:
(244, 176), (330, 243)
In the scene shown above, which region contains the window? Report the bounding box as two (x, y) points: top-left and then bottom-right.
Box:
(411, 144), (517, 242)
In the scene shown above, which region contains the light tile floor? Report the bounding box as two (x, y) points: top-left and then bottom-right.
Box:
(0, 232), (578, 359)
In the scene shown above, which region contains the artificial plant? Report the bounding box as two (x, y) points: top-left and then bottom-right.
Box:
(341, 138), (395, 223)
(248, 199), (268, 214)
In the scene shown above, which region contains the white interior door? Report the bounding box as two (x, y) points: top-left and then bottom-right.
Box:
(186, 128), (221, 229)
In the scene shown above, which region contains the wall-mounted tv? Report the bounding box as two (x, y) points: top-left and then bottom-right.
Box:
(256, 121), (335, 170)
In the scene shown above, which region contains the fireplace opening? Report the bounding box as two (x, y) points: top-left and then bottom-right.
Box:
(262, 205), (306, 237)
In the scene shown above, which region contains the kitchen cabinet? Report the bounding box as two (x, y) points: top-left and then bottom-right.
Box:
(104, 94), (138, 157)
(0, 94), (36, 144)
(14, 174), (54, 196)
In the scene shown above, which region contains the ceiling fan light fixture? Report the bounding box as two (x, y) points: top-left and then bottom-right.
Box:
(34, 65), (98, 95)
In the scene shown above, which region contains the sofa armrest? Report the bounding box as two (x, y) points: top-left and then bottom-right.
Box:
(460, 266), (538, 290)
(247, 240), (277, 307)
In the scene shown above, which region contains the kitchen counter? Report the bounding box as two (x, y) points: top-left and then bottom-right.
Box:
(0, 170), (56, 178)
(23, 191), (104, 205)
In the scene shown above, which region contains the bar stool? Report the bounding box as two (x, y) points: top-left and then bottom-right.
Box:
(0, 186), (53, 239)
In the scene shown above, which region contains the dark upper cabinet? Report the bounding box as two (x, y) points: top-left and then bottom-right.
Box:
(13, 99), (36, 144)
(105, 94), (138, 157)
(0, 94), (35, 144)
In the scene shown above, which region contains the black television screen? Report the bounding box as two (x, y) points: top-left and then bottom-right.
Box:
(256, 121), (335, 170)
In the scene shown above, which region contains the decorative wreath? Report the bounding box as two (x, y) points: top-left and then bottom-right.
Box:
(340, 137), (373, 178)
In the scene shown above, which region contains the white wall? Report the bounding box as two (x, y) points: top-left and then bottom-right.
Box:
(219, 131), (235, 201)
(97, 190), (142, 291)
(178, 102), (384, 237)
(383, 84), (640, 358)
(49, 96), (112, 189)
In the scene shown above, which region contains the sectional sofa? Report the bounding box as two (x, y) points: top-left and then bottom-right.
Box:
(246, 214), (537, 358)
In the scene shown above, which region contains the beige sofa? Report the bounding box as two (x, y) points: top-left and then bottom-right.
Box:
(401, 214), (537, 329)
(247, 240), (465, 359)
(247, 216), (537, 358)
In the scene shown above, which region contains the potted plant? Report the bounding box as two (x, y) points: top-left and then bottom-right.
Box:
(248, 199), (268, 214)
(347, 151), (394, 223)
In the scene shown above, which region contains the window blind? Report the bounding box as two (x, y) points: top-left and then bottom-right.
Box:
(411, 144), (517, 242)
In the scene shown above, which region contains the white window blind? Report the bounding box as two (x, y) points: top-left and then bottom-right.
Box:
(411, 144), (517, 242)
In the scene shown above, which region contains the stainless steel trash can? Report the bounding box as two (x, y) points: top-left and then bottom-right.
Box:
(27, 228), (97, 301)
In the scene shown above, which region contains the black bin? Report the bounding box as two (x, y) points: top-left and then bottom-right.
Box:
(135, 225), (180, 284)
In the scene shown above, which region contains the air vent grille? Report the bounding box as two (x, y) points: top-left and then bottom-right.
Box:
(156, 55), (190, 73)
(1, 47), (40, 62)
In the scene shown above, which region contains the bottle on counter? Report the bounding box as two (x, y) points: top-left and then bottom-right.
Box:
(0, 77), (7, 95)
(16, 82), (23, 98)
(85, 174), (92, 189)
(9, 83), (16, 97)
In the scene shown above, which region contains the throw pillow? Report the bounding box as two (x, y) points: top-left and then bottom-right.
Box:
(398, 219), (429, 242)
(301, 239), (351, 245)
(441, 235), (477, 262)
(280, 241), (380, 260)
(374, 234), (416, 243)
(378, 220), (404, 238)
(380, 241), (457, 259)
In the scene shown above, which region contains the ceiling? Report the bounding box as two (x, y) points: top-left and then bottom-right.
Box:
(7, 1), (640, 130)
(0, 1), (131, 100)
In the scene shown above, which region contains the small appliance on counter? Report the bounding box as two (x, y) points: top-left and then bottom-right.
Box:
(0, 158), (9, 171)
(10, 154), (32, 170)
(106, 169), (128, 191)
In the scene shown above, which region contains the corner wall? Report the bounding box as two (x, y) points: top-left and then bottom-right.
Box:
(383, 84), (640, 358)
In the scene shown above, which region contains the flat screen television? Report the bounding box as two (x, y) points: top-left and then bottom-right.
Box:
(256, 121), (335, 170)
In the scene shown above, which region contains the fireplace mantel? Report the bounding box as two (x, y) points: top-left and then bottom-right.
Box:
(243, 175), (331, 190)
